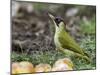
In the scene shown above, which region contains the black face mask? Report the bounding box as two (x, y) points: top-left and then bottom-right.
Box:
(54, 17), (63, 27)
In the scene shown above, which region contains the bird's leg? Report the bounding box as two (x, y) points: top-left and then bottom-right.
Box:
(57, 47), (74, 57)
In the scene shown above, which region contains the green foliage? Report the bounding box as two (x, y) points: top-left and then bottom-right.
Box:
(12, 52), (33, 62)
(12, 50), (66, 66)
(80, 16), (96, 35)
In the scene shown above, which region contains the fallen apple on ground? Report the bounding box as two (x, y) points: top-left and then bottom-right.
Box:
(12, 58), (74, 74)
(52, 58), (74, 71)
(35, 63), (51, 72)
(12, 61), (34, 74)
(12, 62), (20, 74)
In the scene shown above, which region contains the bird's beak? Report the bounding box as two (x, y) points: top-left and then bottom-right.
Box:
(48, 13), (58, 27)
(48, 13), (55, 20)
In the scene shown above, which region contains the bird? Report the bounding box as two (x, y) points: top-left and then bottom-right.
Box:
(48, 13), (90, 62)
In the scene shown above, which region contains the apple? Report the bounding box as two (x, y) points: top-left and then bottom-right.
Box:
(12, 62), (20, 74)
(52, 58), (73, 71)
(12, 61), (34, 74)
(17, 61), (34, 73)
(35, 63), (51, 72)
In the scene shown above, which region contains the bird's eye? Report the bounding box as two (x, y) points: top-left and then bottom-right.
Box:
(54, 17), (63, 26)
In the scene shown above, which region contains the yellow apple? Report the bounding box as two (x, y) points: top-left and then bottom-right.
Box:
(12, 61), (34, 74)
(12, 62), (20, 74)
(17, 61), (34, 73)
(52, 58), (73, 71)
(35, 63), (51, 72)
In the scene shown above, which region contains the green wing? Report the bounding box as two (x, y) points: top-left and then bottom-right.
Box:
(58, 30), (85, 55)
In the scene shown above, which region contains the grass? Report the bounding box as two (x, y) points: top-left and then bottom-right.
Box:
(11, 16), (96, 71)
(80, 16), (96, 35)
(12, 50), (66, 66)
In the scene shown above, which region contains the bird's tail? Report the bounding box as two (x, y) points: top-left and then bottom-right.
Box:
(82, 49), (91, 63)
(59, 49), (91, 63)
(75, 52), (91, 63)
(84, 51), (90, 58)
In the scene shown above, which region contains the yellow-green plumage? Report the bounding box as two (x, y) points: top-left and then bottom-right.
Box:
(49, 13), (90, 62)
(55, 23), (84, 55)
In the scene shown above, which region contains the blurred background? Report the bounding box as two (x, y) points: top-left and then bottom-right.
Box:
(11, 1), (96, 70)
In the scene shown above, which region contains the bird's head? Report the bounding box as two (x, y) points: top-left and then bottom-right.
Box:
(48, 13), (66, 31)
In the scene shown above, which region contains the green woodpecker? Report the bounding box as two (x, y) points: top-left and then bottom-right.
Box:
(48, 13), (90, 62)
